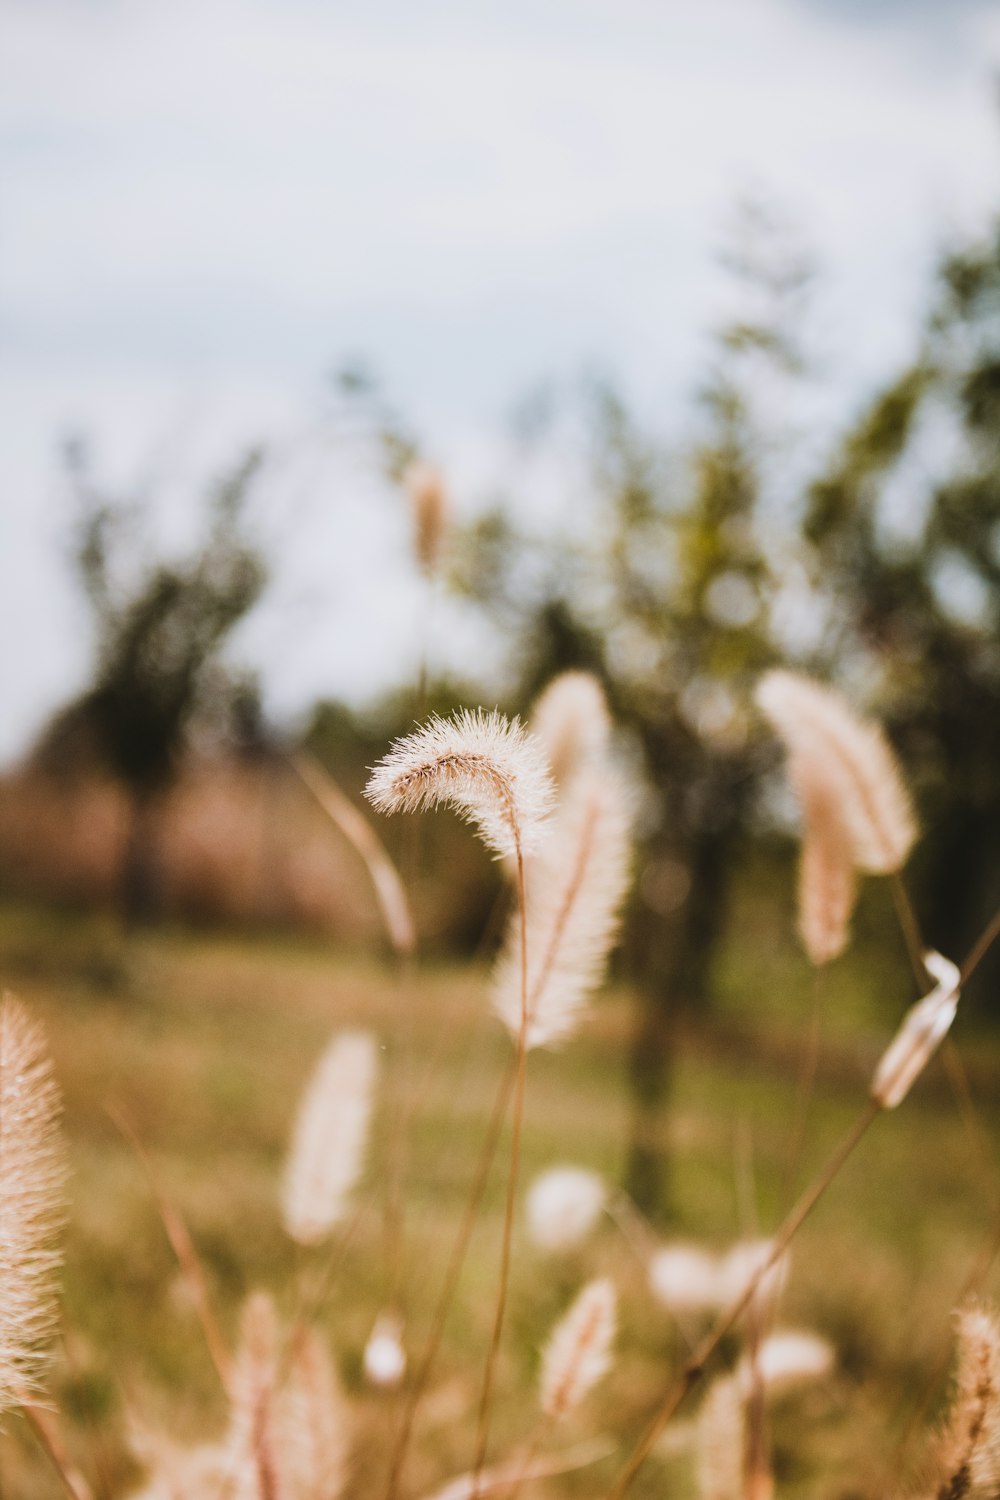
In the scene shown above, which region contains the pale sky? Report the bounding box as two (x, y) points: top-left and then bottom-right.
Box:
(2, 0), (999, 761)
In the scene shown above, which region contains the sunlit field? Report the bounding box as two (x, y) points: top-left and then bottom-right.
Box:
(1, 887), (997, 1500)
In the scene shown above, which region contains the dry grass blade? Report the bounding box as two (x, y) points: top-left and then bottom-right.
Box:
(0, 993), (66, 1415)
(365, 709), (554, 860)
(492, 769), (631, 1048)
(540, 1278), (617, 1422)
(292, 752), (416, 959)
(282, 1030), (379, 1246)
(756, 670), (917, 874)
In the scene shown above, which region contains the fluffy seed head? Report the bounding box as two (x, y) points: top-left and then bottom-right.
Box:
(923, 1305), (1000, 1500)
(279, 1326), (352, 1500)
(648, 1244), (727, 1315)
(756, 670), (917, 874)
(696, 1374), (745, 1500)
(362, 1311), (406, 1389)
(530, 672), (612, 791)
(404, 460), (449, 575)
(282, 1030), (379, 1245)
(539, 1278), (616, 1421)
(525, 1167), (607, 1254)
(128, 1440), (233, 1500)
(365, 709), (554, 860)
(224, 1291), (281, 1500)
(736, 1329), (835, 1396)
(0, 993), (66, 1414)
(492, 768), (631, 1048)
(223, 1295), (351, 1500)
(796, 756), (858, 966)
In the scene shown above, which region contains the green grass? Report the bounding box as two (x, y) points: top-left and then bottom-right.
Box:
(0, 896), (997, 1499)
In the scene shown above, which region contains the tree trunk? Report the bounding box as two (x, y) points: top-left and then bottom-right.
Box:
(122, 787), (165, 927)
(625, 819), (737, 1220)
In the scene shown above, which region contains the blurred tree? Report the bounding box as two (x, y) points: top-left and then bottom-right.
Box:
(804, 219), (1000, 996)
(448, 197), (1000, 1218)
(451, 203), (815, 1215)
(39, 443), (267, 923)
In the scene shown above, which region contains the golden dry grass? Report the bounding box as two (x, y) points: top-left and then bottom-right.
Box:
(0, 897), (997, 1498)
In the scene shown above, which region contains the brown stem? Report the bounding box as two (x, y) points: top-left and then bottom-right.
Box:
(780, 966), (824, 1211)
(471, 848), (531, 1492)
(732, 1122), (771, 1500)
(889, 873), (929, 990)
(960, 901), (1000, 985)
(19, 1398), (92, 1500)
(605, 1098), (881, 1500)
(106, 1104), (231, 1388)
(382, 1055), (518, 1500)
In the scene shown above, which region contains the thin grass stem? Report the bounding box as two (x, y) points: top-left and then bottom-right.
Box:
(605, 1098), (881, 1500)
(106, 1105), (231, 1389)
(960, 901), (1000, 984)
(19, 1398), (92, 1500)
(382, 1054), (518, 1500)
(471, 850), (531, 1492)
(889, 873), (929, 989)
(780, 966), (825, 1211)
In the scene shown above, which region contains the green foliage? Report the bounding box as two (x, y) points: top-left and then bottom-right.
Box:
(802, 223), (1000, 980)
(439, 198), (1000, 1208)
(42, 445), (267, 795)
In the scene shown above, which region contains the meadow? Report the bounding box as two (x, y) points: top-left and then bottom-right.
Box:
(0, 866), (997, 1500)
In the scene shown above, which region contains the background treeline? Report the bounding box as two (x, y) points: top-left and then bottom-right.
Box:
(3, 198), (1000, 1215)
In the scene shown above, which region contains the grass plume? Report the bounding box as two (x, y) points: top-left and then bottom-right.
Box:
(918, 1305), (1000, 1500)
(282, 1029), (379, 1246)
(365, 708), (553, 861)
(404, 461), (449, 578)
(492, 768), (630, 1048)
(796, 759), (858, 966)
(0, 992), (66, 1415)
(757, 669), (917, 875)
(539, 1278), (616, 1423)
(529, 672), (612, 792)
